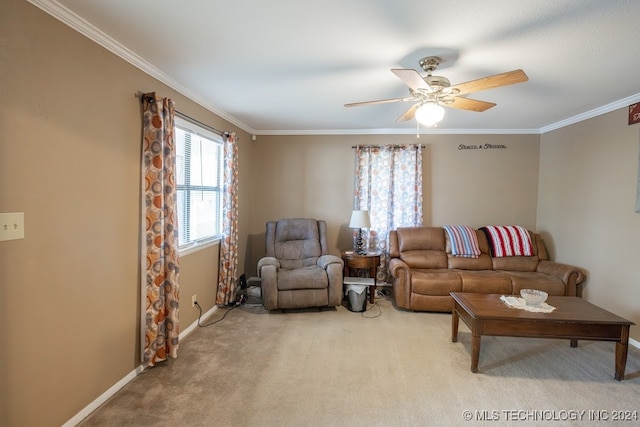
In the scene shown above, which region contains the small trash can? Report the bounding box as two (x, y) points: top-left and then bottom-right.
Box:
(345, 284), (367, 312)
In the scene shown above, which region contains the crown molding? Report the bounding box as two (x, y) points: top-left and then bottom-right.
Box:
(24, 1), (640, 138)
(540, 93), (640, 134)
(256, 127), (540, 136)
(27, 0), (256, 135)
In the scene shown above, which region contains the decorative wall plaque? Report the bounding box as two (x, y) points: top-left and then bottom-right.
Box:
(629, 103), (640, 125)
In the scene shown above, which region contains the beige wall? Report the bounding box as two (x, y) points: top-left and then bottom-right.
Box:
(538, 109), (640, 342)
(429, 134), (540, 228)
(245, 133), (540, 276)
(0, 1), (249, 426)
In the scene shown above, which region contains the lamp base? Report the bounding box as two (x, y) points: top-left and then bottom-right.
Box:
(354, 228), (366, 255)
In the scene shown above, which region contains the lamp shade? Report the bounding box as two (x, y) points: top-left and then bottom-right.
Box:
(349, 210), (371, 229)
(415, 101), (445, 127)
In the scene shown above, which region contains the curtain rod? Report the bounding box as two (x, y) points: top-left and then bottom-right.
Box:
(175, 111), (230, 138)
(351, 144), (425, 149)
(137, 91), (234, 140)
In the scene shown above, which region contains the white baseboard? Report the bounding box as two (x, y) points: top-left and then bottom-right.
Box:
(61, 366), (143, 427)
(62, 305), (219, 427)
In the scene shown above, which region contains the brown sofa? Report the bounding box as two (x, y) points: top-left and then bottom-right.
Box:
(388, 226), (586, 312)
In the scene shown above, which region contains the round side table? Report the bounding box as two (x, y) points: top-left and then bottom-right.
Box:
(341, 251), (381, 304)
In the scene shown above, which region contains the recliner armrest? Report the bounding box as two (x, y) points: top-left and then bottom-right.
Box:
(317, 254), (343, 269)
(258, 257), (280, 310)
(257, 257), (280, 273)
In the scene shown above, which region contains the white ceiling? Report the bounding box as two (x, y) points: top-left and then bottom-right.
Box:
(33, 0), (640, 135)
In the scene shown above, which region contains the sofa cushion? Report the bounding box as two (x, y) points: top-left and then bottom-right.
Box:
(458, 270), (512, 294)
(397, 227), (448, 269)
(401, 250), (448, 269)
(506, 271), (566, 296)
(448, 253), (493, 270)
(410, 269), (461, 296)
(492, 255), (539, 272)
(410, 294), (453, 312)
(397, 226), (445, 251)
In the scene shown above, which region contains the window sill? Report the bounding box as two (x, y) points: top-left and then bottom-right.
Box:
(179, 236), (221, 256)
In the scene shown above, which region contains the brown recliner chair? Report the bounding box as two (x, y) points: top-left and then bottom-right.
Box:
(257, 218), (344, 310)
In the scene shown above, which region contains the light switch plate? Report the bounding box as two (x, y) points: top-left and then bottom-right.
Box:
(0, 212), (25, 241)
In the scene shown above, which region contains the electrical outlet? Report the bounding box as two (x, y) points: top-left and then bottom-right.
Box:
(0, 212), (25, 241)
(191, 294), (198, 307)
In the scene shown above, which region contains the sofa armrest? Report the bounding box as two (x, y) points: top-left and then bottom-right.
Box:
(536, 260), (587, 296)
(389, 258), (412, 309)
(317, 254), (343, 270)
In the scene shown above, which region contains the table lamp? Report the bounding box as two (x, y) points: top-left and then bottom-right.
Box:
(349, 210), (371, 254)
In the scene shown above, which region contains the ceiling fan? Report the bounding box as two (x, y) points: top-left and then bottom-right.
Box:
(345, 56), (529, 126)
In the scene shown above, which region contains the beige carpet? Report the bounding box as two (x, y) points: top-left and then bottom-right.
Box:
(79, 295), (640, 426)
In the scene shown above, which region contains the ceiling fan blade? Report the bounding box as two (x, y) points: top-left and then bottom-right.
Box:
(450, 69), (528, 96)
(447, 97), (496, 112)
(344, 97), (413, 107)
(391, 69), (432, 92)
(396, 103), (420, 122)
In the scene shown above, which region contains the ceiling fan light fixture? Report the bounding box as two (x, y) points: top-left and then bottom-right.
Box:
(415, 101), (445, 127)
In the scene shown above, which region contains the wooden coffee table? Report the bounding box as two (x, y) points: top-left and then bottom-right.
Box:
(450, 292), (634, 380)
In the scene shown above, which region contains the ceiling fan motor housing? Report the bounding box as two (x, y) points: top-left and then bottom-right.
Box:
(419, 56), (453, 95)
(419, 56), (441, 73)
(424, 75), (450, 91)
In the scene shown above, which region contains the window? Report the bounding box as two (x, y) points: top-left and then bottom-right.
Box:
(353, 144), (423, 284)
(174, 116), (223, 251)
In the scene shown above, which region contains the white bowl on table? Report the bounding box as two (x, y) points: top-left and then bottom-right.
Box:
(520, 289), (548, 306)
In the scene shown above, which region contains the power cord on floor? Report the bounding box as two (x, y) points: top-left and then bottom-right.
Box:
(361, 301), (381, 318)
(194, 301), (238, 327)
(376, 288), (391, 298)
(360, 288), (391, 318)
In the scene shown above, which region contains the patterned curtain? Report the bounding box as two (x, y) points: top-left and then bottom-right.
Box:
(140, 93), (180, 367)
(354, 144), (423, 283)
(216, 132), (239, 305)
